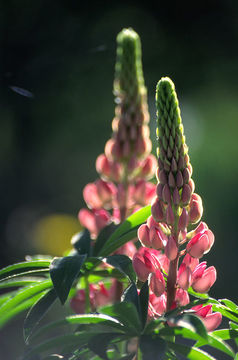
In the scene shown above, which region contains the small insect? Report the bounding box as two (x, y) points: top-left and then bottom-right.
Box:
(9, 85), (34, 98)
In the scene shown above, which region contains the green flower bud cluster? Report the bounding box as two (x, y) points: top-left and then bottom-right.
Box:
(152, 77), (202, 228)
(107, 28), (151, 162)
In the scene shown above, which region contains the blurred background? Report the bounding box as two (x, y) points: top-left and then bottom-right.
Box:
(1, 1), (238, 358)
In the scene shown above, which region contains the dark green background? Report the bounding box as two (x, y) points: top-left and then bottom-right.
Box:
(1, 1), (238, 358)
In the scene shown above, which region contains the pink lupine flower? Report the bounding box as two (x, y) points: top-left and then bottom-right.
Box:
(148, 293), (167, 319)
(149, 226), (167, 250)
(191, 262), (217, 293)
(133, 180), (156, 206)
(174, 288), (190, 307)
(70, 282), (111, 314)
(149, 269), (166, 297)
(114, 241), (137, 258)
(95, 179), (117, 208)
(96, 154), (111, 179)
(182, 253), (199, 272)
(186, 228), (214, 259)
(83, 183), (103, 209)
(138, 224), (151, 247)
(193, 304), (222, 332)
(140, 154), (157, 179)
(132, 247), (161, 282)
(78, 208), (110, 238)
(177, 263), (192, 290)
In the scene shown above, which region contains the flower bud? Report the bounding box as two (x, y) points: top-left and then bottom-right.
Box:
(162, 184), (171, 203)
(177, 263), (192, 290)
(149, 269), (165, 297)
(151, 198), (165, 222)
(165, 235), (178, 260)
(172, 187), (180, 205)
(188, 193), (203, 224)
(156, 183), (164, 199)
(178, 208), (189, 231)
(166, 204), (174, 225)
(181, 183), (192, 205)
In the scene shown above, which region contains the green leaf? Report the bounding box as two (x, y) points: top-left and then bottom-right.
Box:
(0, 260), (50, 282)
(212, 304), (238, 322)
(140, 335), (167, 360)
(195, 332), (235, 358)
(93, 223), (118, 256)
(230, 322), (238, 345)
(88, 333), (122, 360)
(220, 299), (238, 312)
(71, 229), (91, 256)
(168, 341), (216, 360)
(139, 281), (149, 330)
(49, 254), (86, 304)
(0, 279), (52, 327)
(101, 302), (142, 335)
(24, 288), (58, 343)
(29, 313), (125, 342)
(0, 277), (43, 289)
(168, 313), (208, 340)
(98, 205), (151, 256)
(0, 292), (45, 328)
(122, 282), (140, 316)
(187, 287), (210, 299)
(104, 255), (136, 282)
(212, 328), (238, 340)
(23, 332), (96, 360)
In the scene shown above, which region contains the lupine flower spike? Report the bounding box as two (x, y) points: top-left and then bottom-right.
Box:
(133, 77), (222, 332)
(74, 28), (157, 313)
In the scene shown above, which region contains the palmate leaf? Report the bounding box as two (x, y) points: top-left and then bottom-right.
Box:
(28, 313), (126, 343)
(0, 260), (50, 282)
(101, 302), (142, 335)
(23, 332), (97, 360)
(98, 205), (151, 257)
(49, 254), (86, 304)
(24, 288), (58, 343)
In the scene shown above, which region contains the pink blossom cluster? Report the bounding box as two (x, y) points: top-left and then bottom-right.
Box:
(70, 281), (118, 314)
(132, 216), (222, 332)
